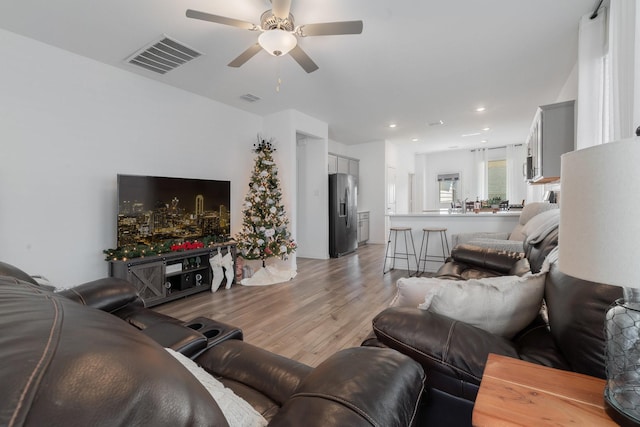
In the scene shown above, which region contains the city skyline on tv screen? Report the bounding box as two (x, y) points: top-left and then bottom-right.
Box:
(117, 174), (230, 247)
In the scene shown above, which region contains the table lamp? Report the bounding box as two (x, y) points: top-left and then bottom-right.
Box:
(559, 137), (640, 426)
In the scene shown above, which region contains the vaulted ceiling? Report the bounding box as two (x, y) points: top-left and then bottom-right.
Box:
(0, 0), (596, 152)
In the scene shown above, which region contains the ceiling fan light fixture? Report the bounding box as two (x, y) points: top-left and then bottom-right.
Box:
(259, 30), (297, 56)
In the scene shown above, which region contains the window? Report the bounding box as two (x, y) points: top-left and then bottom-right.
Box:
(437, 173), (459, 204)
(439, 181), (457, 204)
(487, 159), (506, 202)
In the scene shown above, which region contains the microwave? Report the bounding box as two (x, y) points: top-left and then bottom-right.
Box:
(525, 156), (534, 180)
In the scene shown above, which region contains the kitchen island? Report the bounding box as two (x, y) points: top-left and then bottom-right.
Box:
(387, 210), (521, 272)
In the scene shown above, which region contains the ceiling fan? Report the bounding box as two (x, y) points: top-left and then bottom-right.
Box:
(186, 0), (363, 73)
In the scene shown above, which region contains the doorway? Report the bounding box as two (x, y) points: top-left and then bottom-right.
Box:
(296, 133), (329, 259)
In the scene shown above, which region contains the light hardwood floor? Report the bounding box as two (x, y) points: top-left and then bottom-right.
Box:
(154, 244), (408, 366)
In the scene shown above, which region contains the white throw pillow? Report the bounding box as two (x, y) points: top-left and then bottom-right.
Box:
(389, 277), (438, 308)
(522, 209), (560, 245)
(165, 348), (268, 427)
(415, 270), (547, 338)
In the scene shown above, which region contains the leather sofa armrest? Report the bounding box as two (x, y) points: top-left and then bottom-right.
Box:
(196, 339), (313, 406)
(447, 244), (524, 274)
(452, 232), (510, 247)
(58, 277), (143, 313)
(467, 238), (525, 253)
(142, 321), (207, 357)
(269, 347), (425, 427)
(372, 307), (519, 401)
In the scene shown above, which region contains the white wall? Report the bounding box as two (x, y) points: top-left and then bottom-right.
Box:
(346, 141), (387, 244)
(296, 136), (327, 258)
(264, 110), (329, 265)
(294, 113), (329, 260)
(417, 146), (531, 210)
(418, 149), (476, 210)
(0, 29), (265, 286)
(386, 142), (415, 214)
(328, 139), (349, 156)
(556, 62), (579, 103)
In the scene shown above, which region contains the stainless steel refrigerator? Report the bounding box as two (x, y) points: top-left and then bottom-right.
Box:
(329, 173), (358, 258)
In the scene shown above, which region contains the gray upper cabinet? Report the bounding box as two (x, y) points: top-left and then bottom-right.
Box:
(337, 156), (350, 174)
(328, 154), (338, 174)
(328, 153), (359, 178)
(526, 100), (575, 184)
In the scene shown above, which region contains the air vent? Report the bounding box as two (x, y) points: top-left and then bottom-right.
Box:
(240, 93), (261, 103)
(126, 36), (202, 74)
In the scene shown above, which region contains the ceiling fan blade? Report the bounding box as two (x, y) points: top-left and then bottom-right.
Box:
(298, 21), (363, 37)
(271, 0), (292, 20)
(289, 45), (319, 73)
(228, 43), (263, 67)
(186, 9), (257, 30)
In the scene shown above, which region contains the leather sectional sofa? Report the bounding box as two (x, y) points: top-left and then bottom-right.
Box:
(0, 261), (425, 427)
(363, 223), (623, 425)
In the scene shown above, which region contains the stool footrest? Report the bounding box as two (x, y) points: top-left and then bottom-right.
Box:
(383, 228), (418, 276)
(417, 229), (450, 274)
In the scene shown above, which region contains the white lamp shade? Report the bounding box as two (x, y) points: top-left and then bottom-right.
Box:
(258, 30), (297, 57)
(558, 137), (640, 288)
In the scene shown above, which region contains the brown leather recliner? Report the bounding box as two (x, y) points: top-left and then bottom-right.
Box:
(0, 264), (426, 427)
(363, 227), (622, 426)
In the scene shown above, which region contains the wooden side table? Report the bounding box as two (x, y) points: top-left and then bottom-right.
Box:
(473, 353), (617, 426)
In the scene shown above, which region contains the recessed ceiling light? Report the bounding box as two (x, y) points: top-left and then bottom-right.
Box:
(389, 123), (397, 128)
(462, 132), (482, 137)
(476, 107), (486, 112)
(482, 127), (490, 131)
(411, 138), (419, 142)
(481, 139), (488, 143)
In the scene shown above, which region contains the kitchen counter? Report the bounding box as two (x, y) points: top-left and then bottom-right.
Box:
(388, 211), (521, 272)
(391, 210), (521, 218)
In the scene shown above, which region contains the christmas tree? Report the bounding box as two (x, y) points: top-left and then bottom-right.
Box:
(236, 137), (296, 267)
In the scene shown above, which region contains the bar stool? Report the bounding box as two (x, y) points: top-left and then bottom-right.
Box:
(417, 227), (450, 275)
(383, 227), (418, 275)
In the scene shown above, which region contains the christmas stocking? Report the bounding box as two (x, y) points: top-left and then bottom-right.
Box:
(222, 252), (234, 289)
(209, 252), (224, 292)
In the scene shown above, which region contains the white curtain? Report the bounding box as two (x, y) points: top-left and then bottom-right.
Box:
(576, 9), (608, 149)
(472, 148), (487, 200)
(636, 3), (640, 133)
(505, 144), (527, 205)
(607, 0), (639, 141)
(577, 1), (640, 147)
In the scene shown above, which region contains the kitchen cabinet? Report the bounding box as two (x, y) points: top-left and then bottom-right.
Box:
(328, 153), (359, 177)
(328, 154), (338, 174)
(357, 211), (370, 244)
(525, 100), (575, 184)
(337, 156), (350, 174)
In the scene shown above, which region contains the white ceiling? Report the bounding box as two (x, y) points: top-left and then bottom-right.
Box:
(0, 0), (596, 152)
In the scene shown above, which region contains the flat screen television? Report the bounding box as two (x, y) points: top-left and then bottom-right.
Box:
(116, 174), (230, 248)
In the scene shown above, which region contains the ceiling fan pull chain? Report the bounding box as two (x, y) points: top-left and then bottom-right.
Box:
(276, 60), (282, 93)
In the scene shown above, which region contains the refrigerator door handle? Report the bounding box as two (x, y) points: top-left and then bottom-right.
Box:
(345, 187), (351, 228)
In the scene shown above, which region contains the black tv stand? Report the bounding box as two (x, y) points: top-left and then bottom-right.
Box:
(108, 243), (236, 307)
